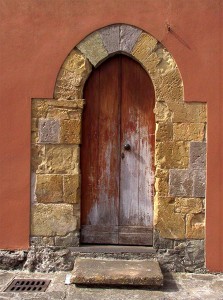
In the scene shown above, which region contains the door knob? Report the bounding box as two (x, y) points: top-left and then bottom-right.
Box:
(124, 144), (131, 151)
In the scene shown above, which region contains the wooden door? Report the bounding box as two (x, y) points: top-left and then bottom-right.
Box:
(81, 55), (155, 245)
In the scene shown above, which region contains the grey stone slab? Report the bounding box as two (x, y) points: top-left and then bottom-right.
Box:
(120, 24), (142, 53)
(190, 142), (206, 170)
(39, 119), (60, 143)
(71, 258), (163, 286)
(169, 169), (193, 197)
(100, 25), (120, 54)
(193, 169), (206, 197)
(169, 169), (206, 198)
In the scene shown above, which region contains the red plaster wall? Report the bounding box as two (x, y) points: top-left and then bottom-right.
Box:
(0, 0), (222, 271)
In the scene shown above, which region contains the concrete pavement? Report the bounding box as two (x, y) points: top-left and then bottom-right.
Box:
(0, 270), (222, 299)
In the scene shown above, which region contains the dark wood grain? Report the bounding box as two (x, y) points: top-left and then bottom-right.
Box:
(81, 55), (155, 245)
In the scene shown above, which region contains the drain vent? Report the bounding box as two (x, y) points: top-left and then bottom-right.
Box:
(4, 279), (51, 292)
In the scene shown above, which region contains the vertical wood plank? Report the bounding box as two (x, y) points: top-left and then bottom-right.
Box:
(81, 57), (120, 244)
(119, 56), (155, 244)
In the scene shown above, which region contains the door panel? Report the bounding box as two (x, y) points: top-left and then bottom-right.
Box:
(81, 57), (120, 244)
(81, 55), (155, 245)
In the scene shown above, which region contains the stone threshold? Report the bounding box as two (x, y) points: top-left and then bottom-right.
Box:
(71, 257), (163, 286)
(69, 245), (156, 254)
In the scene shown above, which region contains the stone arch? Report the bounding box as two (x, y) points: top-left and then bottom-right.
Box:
(31, 24), (207, 252)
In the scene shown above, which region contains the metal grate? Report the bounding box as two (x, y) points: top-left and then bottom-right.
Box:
(4, 279), (51, 292)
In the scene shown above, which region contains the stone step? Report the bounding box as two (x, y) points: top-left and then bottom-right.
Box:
(71, 258), (163, 287)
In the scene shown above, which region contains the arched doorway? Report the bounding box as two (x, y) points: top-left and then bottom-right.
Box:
(81, 55), (155, 245)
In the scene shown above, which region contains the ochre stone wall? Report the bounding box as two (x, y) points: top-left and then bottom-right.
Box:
(31, 25), (207, 247)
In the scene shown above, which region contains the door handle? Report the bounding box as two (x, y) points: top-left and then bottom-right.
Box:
(124, 144), (131, 151)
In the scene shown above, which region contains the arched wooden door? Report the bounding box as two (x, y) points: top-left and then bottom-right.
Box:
(81, 55), (155, 245)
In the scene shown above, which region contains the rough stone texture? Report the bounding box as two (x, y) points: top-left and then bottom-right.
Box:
(186, 213), (205, 238)
(169, 169), (206, 198)
(31, 144), (45, 172)
(155, 141), (189, 169)
(173, 123), (205, 141)
(157, 240), (205, 273)
(45, 145), (79, 174)
(156, 122), (173, 141)
(23, 247), (74, 272)
(0, 251), (27, 270)
(154, 102), (173, 122)
(190, 142), (206, 169)
(36, 174), (63, 203)
(31, 204), (77, 236)
(169, 102), (207, 123)
(100, 25), (120, 54)
(71, 258), (163, 286)
(120, 24), (142, 53)
(54, 49), (92, 99)
(132, 33), (158, 68)
(154, 196), (185, 239)
(174, 198), (203, 214)
(55, 232), (79, 247)
(39, 118), (60, 143)
(63, 175), (80, 204)
(155, 168), (169, 196)
(77, 32), (108, 66)
(169, 170), (193, 197)
(60, 119), (81, 144)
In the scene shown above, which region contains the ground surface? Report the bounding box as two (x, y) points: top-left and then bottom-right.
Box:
(0, 270), (222, 300)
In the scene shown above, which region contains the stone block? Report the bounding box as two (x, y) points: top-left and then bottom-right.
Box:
(31, 118), (38, 132)
(32, 99), (48, 118)
(154, 102), (172, 122)
(38, 118), (60, 143)
(31, 144), (45, 173)
(190, 142), (206, 169)
(71, 258), (163, 286)
(55, 231), (79, 247)
(54, 49), (92, 99)
(155, 168), (169, 196)
(193, 169), (206, 197)
(186, 213), (205, 239)
(154, 195), (185, 239)
(45, 145), (79, 174)
(132, 33), (157, 63)
(173, 123), (205, 141)
(154, 65), (183, 103)
(60, 119), (81, 144)
(174, 198), (203, 214)
(35, 174), (63, 203)
(169, 169), (193, 197)
(47, 108), (70, 119)
(155, 142), (189, 169)
(156, 122), (173, 141)
(63, 175), (80, 203)
(62, 49), (91, 74)
(169, 102), (207, 123)
(169, 169), (206, 198)
(54, 69), (84, 100)
(120, 25), (142, 53)
(31, 204), (77, 236)
(172, 141), (189, 168)
(100, 25), (120, 54)
(77, 32), (108, 66)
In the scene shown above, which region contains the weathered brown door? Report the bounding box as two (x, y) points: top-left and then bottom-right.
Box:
(81, 55), (155, 245)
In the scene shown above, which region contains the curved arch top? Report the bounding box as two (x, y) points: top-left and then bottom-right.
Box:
(54, 24), (184, 104)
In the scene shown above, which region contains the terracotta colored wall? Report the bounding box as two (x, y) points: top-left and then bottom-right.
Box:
(0, 0), (222, 271)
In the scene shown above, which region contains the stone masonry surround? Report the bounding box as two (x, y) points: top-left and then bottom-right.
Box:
(28, 24), (207, 271)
